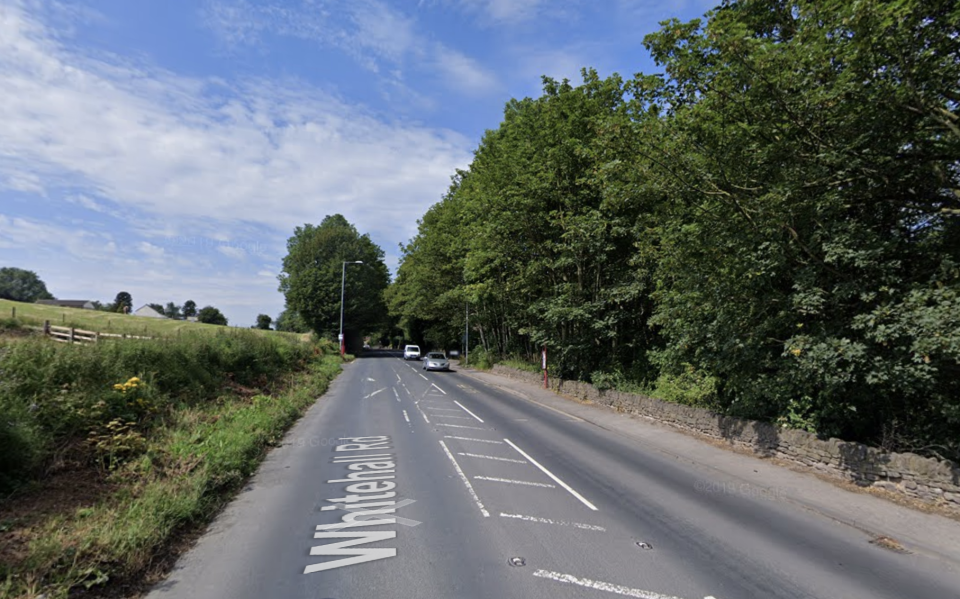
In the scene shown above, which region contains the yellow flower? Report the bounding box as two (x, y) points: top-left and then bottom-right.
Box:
(790, 348), (802, 357)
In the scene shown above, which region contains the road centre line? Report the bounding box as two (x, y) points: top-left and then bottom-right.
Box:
(434, 423), (486, 431)
(396, 373), (401, 382)
(499, 513), (605, 532)
(474, 476), (555, 489)
(444, 436), (503, 444)
(393, 388), (400, 402)
(453, 400), (484, 423)
(419, 373), (429, 381)
(402, 410), (410, 423)
(504, 439), (598, 511)
(458, 452), (527, 464)
(439, 440), (489, 517)
(431, 383), (447, 394)
(532, 570), (690, 599)
(416, 406), (431, 424)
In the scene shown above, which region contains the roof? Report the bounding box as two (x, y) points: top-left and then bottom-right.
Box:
(36, 299), (94, 308)
(133, 305), (166, 318)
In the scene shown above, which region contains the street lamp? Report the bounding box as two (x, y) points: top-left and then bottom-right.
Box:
(340, 260), (363, 355)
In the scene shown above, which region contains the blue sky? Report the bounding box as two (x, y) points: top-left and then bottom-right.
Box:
(0, 0), (714, 328)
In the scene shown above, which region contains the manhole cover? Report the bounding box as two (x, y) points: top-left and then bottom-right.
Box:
(508, 556), (526, 567)
(636, 541), (653, 550)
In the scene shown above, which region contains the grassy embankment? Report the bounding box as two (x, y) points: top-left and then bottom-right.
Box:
(0, 299), (305, 341)
(0, 302), (343, 598)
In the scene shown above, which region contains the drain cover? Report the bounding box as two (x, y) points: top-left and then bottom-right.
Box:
(508, 556), (526, 567)
(636, 542), (653, 550)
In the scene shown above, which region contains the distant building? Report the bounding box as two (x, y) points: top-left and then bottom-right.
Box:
(36, 299), (95, 310)
(133, 305), (166, 318)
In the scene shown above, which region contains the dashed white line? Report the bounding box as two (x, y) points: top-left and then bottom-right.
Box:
(504, 438), (598, 511)
(418, 407), (431, 424)
(443, 436), (503, 444)
(419, 373), (429, 380)
(363, 388), (386, 399)
(393, 388), (400, 402)
(395, 373), (401, 382)
(474, 476), (555, 488)
(431, 383), (447, 395)
(402, 410), (410, 423)
(458, 453), (527, 464)
(532, 570), (688, 599)
(499, 513), (605, 531)
(453, 400), (484, 423)
(434, 423), (486, 431)
(439, 440), (489, 517)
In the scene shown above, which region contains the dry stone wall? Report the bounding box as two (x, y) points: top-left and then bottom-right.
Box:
(491, 365), (960, 511)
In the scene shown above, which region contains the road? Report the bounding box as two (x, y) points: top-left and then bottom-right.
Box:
(147, 350), (960, 599)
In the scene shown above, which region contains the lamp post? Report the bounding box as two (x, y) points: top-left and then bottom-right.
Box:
(340, 260), (363, 356)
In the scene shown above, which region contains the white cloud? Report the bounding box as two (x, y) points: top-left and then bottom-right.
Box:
(137, 241), (166, 260)
(218, 245), (246, 259)
(66, 194), (107, 213)
(0, 1), (473, 258)
(432, 46), (499, 94)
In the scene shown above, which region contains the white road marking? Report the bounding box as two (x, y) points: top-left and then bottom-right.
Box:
(532, 570), (687, 599)
(435, 414), (474, 420)
(395, 373), (401, 382)
(434, 423), (486, 431)
(499, 513), (605, 531)
(458, 453), (527, 464)
(363, 388), (386, 399)
(402, 410), (410, 423)
(453, 400), (484, 423)
(431, 383), (447, 395)
(443, 436), (503, 445)
(393, 388), (400, 402)
(425, 407), (462, 412)
(504, 439), (598, 511)
(419, 373), (428, 380)
(417, 407), (431, 424)
(474, 476), (555, 488)
(439, 440), (489, 517)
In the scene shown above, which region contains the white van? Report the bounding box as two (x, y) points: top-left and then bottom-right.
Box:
(403, 345), (421, 360)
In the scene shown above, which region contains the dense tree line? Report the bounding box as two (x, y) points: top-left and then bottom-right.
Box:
(388, 0), (960, 459)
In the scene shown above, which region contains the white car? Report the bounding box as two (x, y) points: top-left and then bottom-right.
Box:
(403, 345), (421, 360)
(423, 352), (450, 371)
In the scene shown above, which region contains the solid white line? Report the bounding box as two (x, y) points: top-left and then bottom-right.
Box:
(453, 400), (484, 423)
(474, 476), (555, 488)
(425, 407), (462, 412)
(444, 436), (503, 444)
(504, 439), (598, 511)
(402, 410), (410, 423)
(419, 373), (428, 380)
(431, 383), (447, 395)
(435, 414), (474, 420)
(532, 570), (685, 599)
(439, 440), (489, 517)
(499, 513), (605, 531)
(434, 423), (486, 431)
(393, 388), (400, 402)
(458, 452), (527, 464)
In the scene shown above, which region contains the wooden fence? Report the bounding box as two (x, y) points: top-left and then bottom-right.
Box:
(42, 321), (152, 344)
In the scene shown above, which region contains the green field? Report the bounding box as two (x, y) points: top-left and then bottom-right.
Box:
(0, 299), (305, 341)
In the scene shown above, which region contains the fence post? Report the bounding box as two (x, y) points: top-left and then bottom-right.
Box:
(69, 328), (75, 344)
(11, 307), (15, 319)
(62, 313), (66, 324)
(95, 332), (100, 343)
(44, 320), (50, 336)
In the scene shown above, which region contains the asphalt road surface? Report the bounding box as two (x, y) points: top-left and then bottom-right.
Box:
(147, 350), (960, 599)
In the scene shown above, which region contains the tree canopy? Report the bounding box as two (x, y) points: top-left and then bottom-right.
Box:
(388, 0), (960, 460)
(279, 214), (390, 350)
(197, 306), (228, 326)
(0, 267), (54, 302)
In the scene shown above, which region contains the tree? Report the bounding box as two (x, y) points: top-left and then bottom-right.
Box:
(279, 215), (390, 351)
(164, 302), (182, 319)
(0, 267), (54, 302)
(275, 308), (310, 333)
(197, 305), (228, 326)
(114, 291), (133, 313)
(182, 300), (197, 318)
(255, 314), (272, 330)
(147, 303), (165, 315)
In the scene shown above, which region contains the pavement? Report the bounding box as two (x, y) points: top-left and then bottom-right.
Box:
(145, 351), (960, 599)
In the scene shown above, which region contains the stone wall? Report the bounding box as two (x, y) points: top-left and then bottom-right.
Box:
(491, 364), (960, 511)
